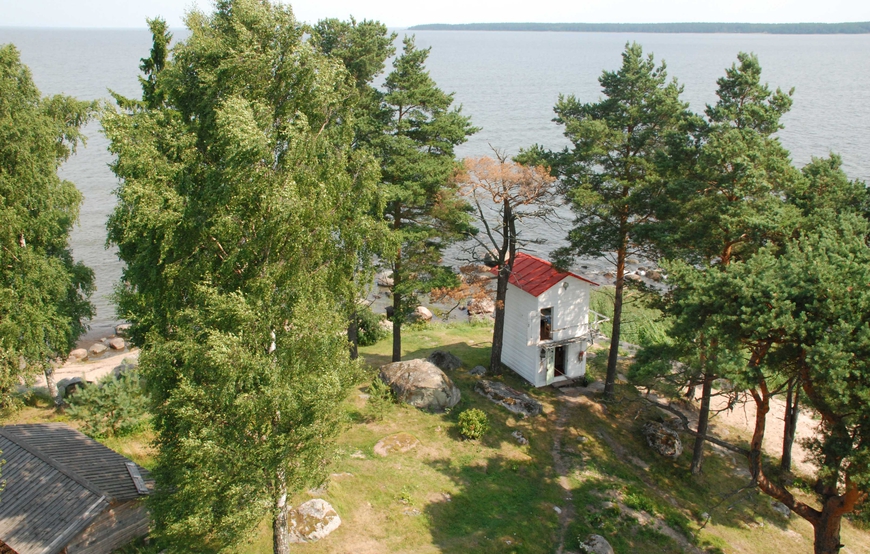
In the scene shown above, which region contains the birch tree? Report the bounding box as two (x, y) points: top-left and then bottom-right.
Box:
(0, 44), (95, 406)
(104, 2), (382, 552)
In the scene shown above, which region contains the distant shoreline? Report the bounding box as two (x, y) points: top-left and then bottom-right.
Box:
(407, 22), (870, 34)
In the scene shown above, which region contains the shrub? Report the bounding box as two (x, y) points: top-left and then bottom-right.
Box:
(458, 408), (489, 440)
(67, 370), (150, 438)
(365, 376), (395, 421)
(356, 305), (389, 346)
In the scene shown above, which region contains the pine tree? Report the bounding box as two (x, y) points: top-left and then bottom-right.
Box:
(526, 43), (689, 399)
(377, 36), (477, 361)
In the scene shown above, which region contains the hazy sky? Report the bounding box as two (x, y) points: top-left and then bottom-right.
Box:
(2, 0), (868, 29)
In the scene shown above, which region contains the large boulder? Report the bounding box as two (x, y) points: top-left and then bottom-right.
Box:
(474, 380), (542, 417)
(642, 421), (683, 458)
(68, 348), (88, 362)
(376, 271), (394, 287)
(411, 306), (433, 322)
(379, 359), (460, 412)
(427, 350), (463, 371)
(109, 337), (126, 350)
(88, 343), (108, 356)
(579, 534), (614, 554)
(287, 499), (341, 543)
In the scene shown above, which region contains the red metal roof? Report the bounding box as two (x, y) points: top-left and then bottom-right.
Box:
(491, 252), (599, 297)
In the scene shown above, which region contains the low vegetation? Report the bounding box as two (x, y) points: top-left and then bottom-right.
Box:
(10, 321), (865, 553)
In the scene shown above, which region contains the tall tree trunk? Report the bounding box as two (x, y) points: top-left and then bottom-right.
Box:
(782, 378), (800, 472)
(490, 267), (509, 375)
(604, 236), (627, 400)
(347, 313), (359, 360)
(813, 508), (845, 554)
(691, 371), (715, 475)
(489, 204), (515, 376)
(391, 289), (402, 362)
(272, 477), (290, 554)
(43, 365), (61, 407)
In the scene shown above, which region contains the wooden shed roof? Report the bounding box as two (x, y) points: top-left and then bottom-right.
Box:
(0, 424), (152, 554)
(494, 252), (599, 297)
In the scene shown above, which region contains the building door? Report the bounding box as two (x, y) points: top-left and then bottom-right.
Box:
(554, 346), (566, 377)
(545, 348), (555, 384)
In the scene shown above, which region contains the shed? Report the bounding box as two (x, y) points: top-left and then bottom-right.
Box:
(0, 423), (152, 554)
(495, 252), (604, 387)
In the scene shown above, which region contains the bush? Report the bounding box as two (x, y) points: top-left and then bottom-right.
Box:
(458, 408), (489, 440)
(356, 305), (389, 347)
(67, 370), (150, 438)
(365, 376), (395, 421)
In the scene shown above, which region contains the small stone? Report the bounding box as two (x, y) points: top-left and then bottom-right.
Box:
(469, 365), (486, 376)
(89, 343), (108, 356)
(68, 348), (88, 362)
(700, 512), (710, 521)
(553, 506), (562, 514)
(771, 500), (791, 518)
(577, 436), (589, 443)
(350, 450), (366, 459)
(109, 337), (126, 350)
(511, 430), (529, 445)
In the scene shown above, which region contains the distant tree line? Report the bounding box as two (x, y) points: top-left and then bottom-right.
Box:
(409, 21), (870, 34)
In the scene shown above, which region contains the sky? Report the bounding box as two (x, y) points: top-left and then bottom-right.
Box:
(1, 0), (868, 29)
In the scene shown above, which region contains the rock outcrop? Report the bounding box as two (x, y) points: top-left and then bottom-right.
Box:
(287, 499), (341, 543)
(427, 350), (463, 371)
(474, 379), (542, 417)
(579, 534), (614, 554)
(379, 359), (460, 412)
(374, 433), (420, 457)
(642, 421), (683, 458)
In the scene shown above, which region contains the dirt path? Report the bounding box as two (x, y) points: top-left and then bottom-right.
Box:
(551, 392), (578, 554)
(706, 390), (818, 477)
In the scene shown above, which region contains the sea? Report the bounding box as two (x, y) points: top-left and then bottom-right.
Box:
(1, 27), (868, 342)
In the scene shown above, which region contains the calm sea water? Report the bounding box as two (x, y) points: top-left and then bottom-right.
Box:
(1, 28), (868, 340)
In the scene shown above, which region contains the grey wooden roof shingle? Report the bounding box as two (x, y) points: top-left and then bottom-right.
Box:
(0, 424), (153, 554)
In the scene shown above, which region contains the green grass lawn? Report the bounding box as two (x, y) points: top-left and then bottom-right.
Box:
(6, 320), (870, 553)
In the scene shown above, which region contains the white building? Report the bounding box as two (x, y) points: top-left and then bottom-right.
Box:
(497, 253), (602, 387)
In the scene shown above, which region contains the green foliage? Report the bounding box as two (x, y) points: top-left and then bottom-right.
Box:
(67, 371), (150, 438)
(590, 287), (670, 346)
(457, 408), (489, 440)
(376, 36), (477, 358)
(103, 1), (382, 551)
(356, 305), (389, 347)
(0, 44), (95, 400)
(365, 375), (395, 421)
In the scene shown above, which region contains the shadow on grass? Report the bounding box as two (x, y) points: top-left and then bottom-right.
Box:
(423, 454), (561, 554)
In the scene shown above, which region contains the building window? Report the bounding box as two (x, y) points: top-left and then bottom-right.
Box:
(540, 307), (552, 340)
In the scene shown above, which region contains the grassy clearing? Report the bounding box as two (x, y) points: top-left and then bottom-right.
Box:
(6, 321), (870, 553)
